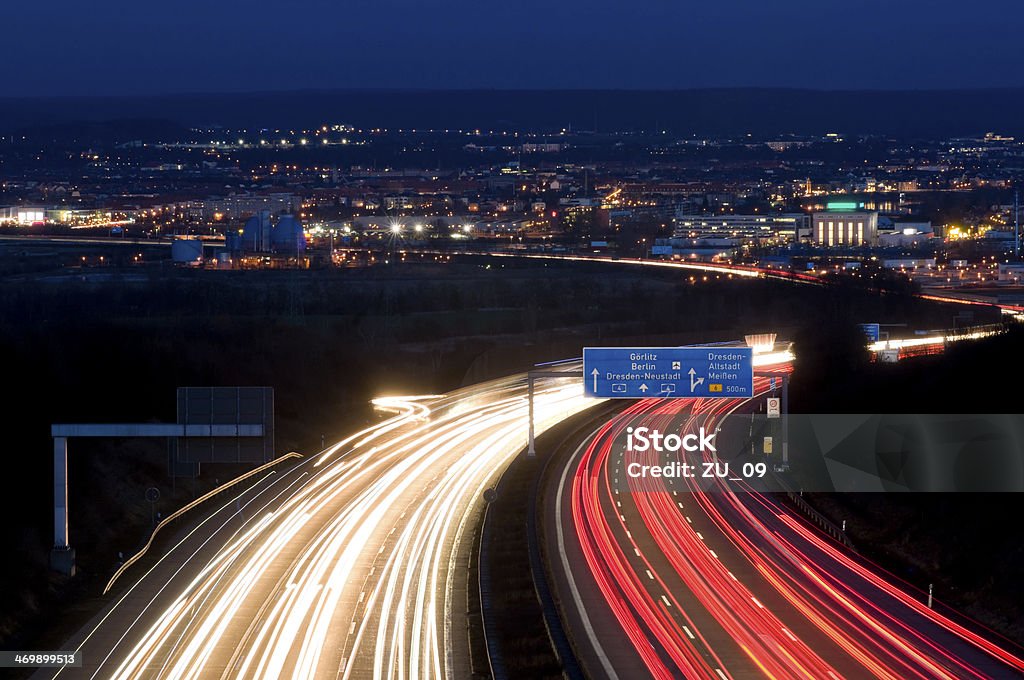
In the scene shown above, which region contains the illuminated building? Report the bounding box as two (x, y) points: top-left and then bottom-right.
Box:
(0, 206), (46, 225)
(877, 221), (934, 247)
(0, 206), (124, 227)
(194, 193), (297, 221)
(812, 203), (879, 247)
(672, 213), (809, 242)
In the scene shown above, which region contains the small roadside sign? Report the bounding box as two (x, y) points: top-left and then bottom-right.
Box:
(859, 323), (881, 343)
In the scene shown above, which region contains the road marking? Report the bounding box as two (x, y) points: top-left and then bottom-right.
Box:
(728, 571), (737, 581)
(358, 591), (365, 603)
(626, 530), (632, 539)
(634, 548), (641, 556)
(86, 460), (310, 671)
(620, 514), (626, 522)
(696, 531), (704, 540)
(556, 434), (621, 680)
(752, 597), (764, 609)
(661, 595), (671, 607)
(782, 627), (797, 642)
(686, 516), (692, 523)
(645, 569), (654, 580)
(709, 550), (718, 559)
(715, 669), (728, 680)
(677, 502), (684, 509)
(349, 621), (355, 635)
(682, 625), (695, 640)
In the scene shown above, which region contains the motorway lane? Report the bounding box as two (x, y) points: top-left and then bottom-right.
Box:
(546, 397), (845, 679)
(33, 455), (317, 679)
(546, 377), (1024, 679)
(547, 426), (652, 680)
(674, 397), (1024, 678)
(38, 372), (596, 680)
(719, 488), (1024, 678)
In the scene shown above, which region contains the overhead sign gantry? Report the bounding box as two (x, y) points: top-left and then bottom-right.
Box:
(583, 346), (754, 399)
(49, 387), (273, 575)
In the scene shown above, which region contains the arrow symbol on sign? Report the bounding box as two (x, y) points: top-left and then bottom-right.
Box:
(688, 368), (705, 393)
(591, 368), (599, 393)
(639, 383), (649, 393)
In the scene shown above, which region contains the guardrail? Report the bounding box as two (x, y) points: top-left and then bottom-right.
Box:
(477, 488), (507, 680)
(528, 442), (586, 680)
(868, 321), (1008, 358)
(527, 410), (625, 680)
(477, 410), (606, 680)
(102, 451), (303, 595)
(785, 491), (855, 551)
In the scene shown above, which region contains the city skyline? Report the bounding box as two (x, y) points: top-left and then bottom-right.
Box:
(5, 2), (1024, 678)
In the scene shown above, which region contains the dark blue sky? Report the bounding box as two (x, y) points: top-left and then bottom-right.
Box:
(7, 0), (1024, 96)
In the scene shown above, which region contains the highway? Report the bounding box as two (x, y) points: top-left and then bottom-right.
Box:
(33, 342), (1024, 680)
(545, 368), (1024, 679)
(40, 372), (594, 680)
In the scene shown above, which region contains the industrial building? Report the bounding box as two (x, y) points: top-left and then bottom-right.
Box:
(226, 211), (307, 255)
(998, 263), (1024, 282)
(0, 205), (130, 227)
(270, 214), (305, 252)
(672, 213), (810, 243)
(170, 236), (204, 265)
(218, 211), (309, 268)
(877, 220), (934, 248)
(188, 193), (297, 222)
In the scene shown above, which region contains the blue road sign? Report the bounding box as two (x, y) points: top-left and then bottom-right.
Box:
(583, 346), (754, 399)
(859, 323), (881, 343)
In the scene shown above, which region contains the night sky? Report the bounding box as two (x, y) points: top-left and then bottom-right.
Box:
(7, 0), (1024, 96)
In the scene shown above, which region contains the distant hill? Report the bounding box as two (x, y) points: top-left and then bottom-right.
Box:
(1, 88), (1023, 137)
(9, 118), (191, 145)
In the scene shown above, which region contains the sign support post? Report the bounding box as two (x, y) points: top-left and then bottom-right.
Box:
(782, 372), (789, 467)
(526, 370), (582, 457)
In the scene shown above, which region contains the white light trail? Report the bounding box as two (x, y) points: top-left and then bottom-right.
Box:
(96, 375), (594, 679)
